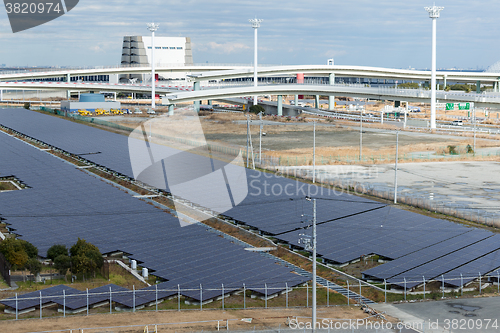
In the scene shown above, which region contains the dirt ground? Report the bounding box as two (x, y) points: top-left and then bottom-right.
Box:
(0, 306), (395, 333)
(204, 128), (462, 151)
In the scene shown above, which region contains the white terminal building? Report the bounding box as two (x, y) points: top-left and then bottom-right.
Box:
(120, 36), (193, 83)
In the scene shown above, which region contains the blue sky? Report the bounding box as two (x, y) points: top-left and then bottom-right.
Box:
(0, 0), (498, 69)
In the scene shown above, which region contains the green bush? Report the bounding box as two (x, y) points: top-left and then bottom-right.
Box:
(249, 105), (265, 114)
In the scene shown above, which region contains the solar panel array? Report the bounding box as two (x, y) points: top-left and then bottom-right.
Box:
(2, 108), (500, 290)
(371, 234), (500, 288)
(0, 124), (307, 308)
(362, 229), (492, 280)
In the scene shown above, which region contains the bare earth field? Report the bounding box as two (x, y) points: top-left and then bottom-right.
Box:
(0, 306), (395, 333)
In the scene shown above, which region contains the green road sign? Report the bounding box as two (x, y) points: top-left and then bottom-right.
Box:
(458, 103), (470, 110)
(446, 103), (454, 110)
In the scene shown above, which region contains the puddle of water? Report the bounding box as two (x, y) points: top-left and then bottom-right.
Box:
(449, 310), (460, 314)
(464, 313), (477, 317)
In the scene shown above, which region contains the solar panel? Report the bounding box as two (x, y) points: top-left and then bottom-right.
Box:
(0, 121), (306, 311)
(362, 229), (492, 280)
(2, 107), (499, 299)
(386, 234), (500, 288)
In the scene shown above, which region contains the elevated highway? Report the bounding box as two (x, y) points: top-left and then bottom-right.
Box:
(3, 81), (500, 109)
(166, 83), (500, 108)
(2, 64), (500, 86)
(188, 65), (500, 84)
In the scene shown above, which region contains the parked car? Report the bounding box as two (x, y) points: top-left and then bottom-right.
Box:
(451, 120), (463, 126)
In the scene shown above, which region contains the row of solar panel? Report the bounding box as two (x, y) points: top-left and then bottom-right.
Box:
(2, 108), (500, 290)
(0, 118), (308, 303)
(1, 279), (304, 312)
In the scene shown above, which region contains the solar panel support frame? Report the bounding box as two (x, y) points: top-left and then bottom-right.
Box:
(265, 283), (267, 309)
(39, 291), (42, 320)
(285, 282), (288, 308)
(423, 276), (426, 300)
(347, 281), (349, 306)
(460, 274), (463, 296)
(384, 279), (387, 304)
(222, 283), (224, 310)
(63, 290), (66, 318)
(133, 285), (136, 312)
(479, 272), (482, 295)
(86, 288), (89, 316)
(177, 284), (180, 311)
(109, 287), (112, 314)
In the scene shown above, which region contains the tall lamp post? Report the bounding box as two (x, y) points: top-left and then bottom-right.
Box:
(147, 22), (159, 109)
(249, 18), (263, 106)
(424, 5), (444, 130)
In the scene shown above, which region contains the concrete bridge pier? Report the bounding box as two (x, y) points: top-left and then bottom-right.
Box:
(443, 74), (447, 89)
(168, 104), (174, 116)
(315, 95), (320, 109)
(277, 95), (283, 116)
(66, 73), (71, 99)
(329, 73), (335, 110)
(193, 81), (200, 112)
(477, 81), (481, 94)
(294, 95), (298, 106)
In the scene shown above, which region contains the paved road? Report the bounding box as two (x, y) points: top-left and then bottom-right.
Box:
(376, 297), (500, 333)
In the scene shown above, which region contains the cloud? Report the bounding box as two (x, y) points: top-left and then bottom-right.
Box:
(204, 41), (250, 54)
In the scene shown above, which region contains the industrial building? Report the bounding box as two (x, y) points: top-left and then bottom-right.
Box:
(120, 36), (193, 83)
(60, 93), (120, 113)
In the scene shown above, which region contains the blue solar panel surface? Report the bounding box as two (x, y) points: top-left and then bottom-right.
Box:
(2, 108), (500, 293)
(0, 118), (307, 308)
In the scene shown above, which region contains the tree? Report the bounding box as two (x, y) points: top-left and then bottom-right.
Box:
(70, 238), (104, 277)
(25, 258), (42, 286)
(0, 238), (32, 270)
(47, 244), (68, 261)
(54, 254), (71, 279)
(20, 240), (38, 259)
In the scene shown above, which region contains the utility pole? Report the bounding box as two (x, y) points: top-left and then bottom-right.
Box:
(312, 198), (317, 332)
(473, 106), (477, 154)
(259, 111), (263, 165)
(299, 198), (317, 332)
(246, 115), (250, 168)
(359, 110), (363, 161)
(394, 130), (399, 204)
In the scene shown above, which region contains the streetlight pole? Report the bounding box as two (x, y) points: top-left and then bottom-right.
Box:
(359, 110), (363, 161)
(313, 121), (316, 183)
(425, 5), (444, 130)
(249, 18), (263, 106)
(147, 22), (159, 109)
